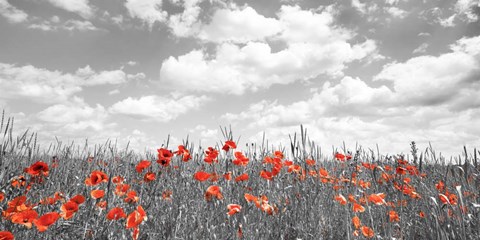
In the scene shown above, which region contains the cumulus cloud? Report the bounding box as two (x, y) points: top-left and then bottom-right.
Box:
(0, 0), (28, 23)
(374, 35), (480, 109)
(109, 94), (211, 122)
(160, 5), (378, 95)
(168, 0), (203, 37)
(125, 0), (167, 28)
(0, 63), (136, 104)
(29, 18), (100, 31)
(46, 0), (94, 19)
(198, 6), (282, 42)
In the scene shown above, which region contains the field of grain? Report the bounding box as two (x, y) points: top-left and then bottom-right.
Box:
(0, 114), (479, 240)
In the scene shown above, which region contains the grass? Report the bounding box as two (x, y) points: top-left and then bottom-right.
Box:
(0, 111), (479, 239)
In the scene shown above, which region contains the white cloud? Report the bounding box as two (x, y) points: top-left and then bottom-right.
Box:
(198, 6), (282, 42)
(160, 5), (378, 95)
(385, 6), (408, 19)
(374, 36), (480, 107)
(109, 94), (211, 122)
(29, 19), (99, 31)
(0, 63), (134, 104)
(125, 0), (167, 28)
(412, 43), (428, 54)
(168, 0), (203, 38)
(46, 0), (94, 19)
(0, 0), (28, 23)
(454, 0), (480, 22)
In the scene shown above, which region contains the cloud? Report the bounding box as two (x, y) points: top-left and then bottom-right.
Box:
(374, 35), (480, 108)
(412, 43), (428, 54)
(0, 63), (135, 104)
(0, 0), (28, 23)
(160, 5), (379, 95)
(29, 19), (100, 31)
(168, 0), (203, 37)
(454, 0), (480, 22)
(125, 0), (167, 28)
(109, 94), (211, 122)
(198, 6), (282, 42)
(46, 0), (94, 19)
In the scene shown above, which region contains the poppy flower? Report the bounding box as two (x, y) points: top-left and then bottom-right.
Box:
(227, 204), (242, 216)
(85, 170), (109, 186)
(60, 201), (79, 220)
(0, 193), (4, 202)
(70, 195), (85, 205)
(335, 153), (346, 161)
(419, 211), (425, 218)
(115, 184), (130, 196)
(90, 189), (105, 199)
(353, 203), (365, 213)
(194, 171), (211, 182)
(107, 207), (127, 220)
(125, 191), (139, 204)
(435, 180), (445, 191)
(11, 209), (38, 228)
(222, 140), (237, 152)
(112, 176), (124, 184)
(306, 159), (316, 166)
(135, 160), (151, 173)
(389, 210), (399, 222)
(361, 226), (374, 238)
(274, 151), (284, 159)
(205, 185), (223, 201)
(204, 147), (219, 164)
(157, 148), (173, 167)
(235, 173), (249, 182)
(396, 167), (407, 175)
(33, 212), (60, 232)
(126, 206), (147, 229)
(439, 194), (450, 205)
(260, 170), (273, 181)
(0, 231), (14, 240)
(334, 194), (347, 205)
(223, 172), (232, 181)
(96, 201), (107, 209)
(143, 172), (156, 182)
(368, 193), (386, 205)
(24, 161), (49, 176)
(232, 152), (249, 166)
(244, 193), (259, 205)
(352, 216), (361, 229)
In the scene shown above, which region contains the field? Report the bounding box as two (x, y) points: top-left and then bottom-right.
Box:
(0, 115), (479, 240)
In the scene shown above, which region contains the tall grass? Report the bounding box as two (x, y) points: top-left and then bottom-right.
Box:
(0, 111), (479, 239)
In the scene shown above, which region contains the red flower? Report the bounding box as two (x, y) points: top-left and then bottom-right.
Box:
(234, 173), (249, 182)
(194, 171), (211, 182)
(0, 231), (14, 240)
(126, 206), (147, 229)
(222, 140), (237, 152)
(85, 170), (109, 186)
(33, 212), (60, 232)
(60, 201), (79, 220)
(232, 152), (249, 166)
(204, 147), (219, 164)
(227, 204), (242, 216)
(143, 172), (156, 182)
(205, 185), (223, 201)
(90, 189), (105, 199)
(157, 148), (173, 167)
(135, 160), (151, 173)
(24, 161), (49, 176)
(107, 207), (127, 220)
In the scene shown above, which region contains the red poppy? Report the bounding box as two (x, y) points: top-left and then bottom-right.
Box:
(260, 170), (273, 181)
(11, 209), (38, 228)
(204, 147), (219, 164)
(222, 140), (237, 152)
(11, 176), (26, 188)
(157, 148), (173, 167)
(135, 160), (151, 173)
(194, 171), (211, 182)
(174, 145), (191, 162)
(274, 151), (284, 159)
(33, 212), (60, 232)
(232, 152), (249, 166)
(335, 194), (347, 205)
(143, 172), (156, 182)
(112, 176), (124, 184)
(361, 226), (374, 238)
(126, 206), (147, 229)
(223, 172), (232, 181)
(115, 184), (130, 196)
(305, 159), (316, 166)
(368, 193), (386, 205)
(0, 193), (4, 202)
(70, 194), (85, 205)
(125, 191), (139, 204)
(235, 173), (249, 182)
(107, 207), (127, 220)
(60, 201), (79, 220)
(85, 170), (109, 186)
(24, 161), (49, 176)
(205, 185), (223, 201)
(352, 216), (361, 229)
(435, 180), (445, 191)
(389, 210), (399, 222)
(0, 231), (14, 240)
(227, 204), (242, 216)
(353, 203), (365, 213)
(90, 189), (105, 199)
(335, 153), (346, 161)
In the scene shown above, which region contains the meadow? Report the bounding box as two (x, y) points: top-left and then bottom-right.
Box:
(0, 112), (479, 240)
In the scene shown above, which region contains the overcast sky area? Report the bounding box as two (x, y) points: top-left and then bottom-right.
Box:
(0, 0), (479, 157)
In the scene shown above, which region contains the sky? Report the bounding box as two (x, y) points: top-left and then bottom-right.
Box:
(0, 0), (479, 157)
